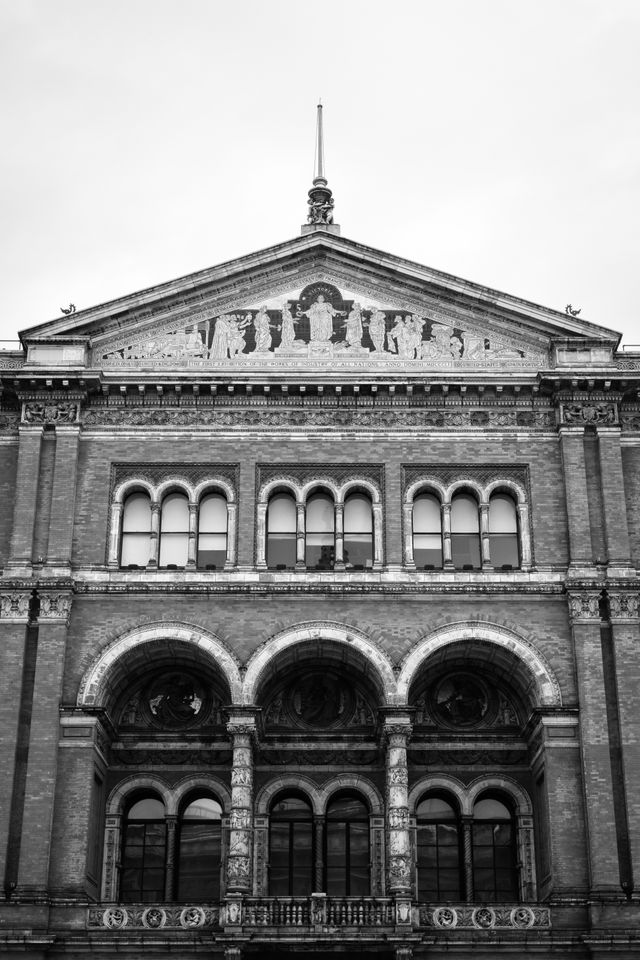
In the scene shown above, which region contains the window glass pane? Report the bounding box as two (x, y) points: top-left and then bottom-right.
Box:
(489, 495), (517, 533)
(306, 494), (335, 532)
(197, 534), (227, 569)
(199, 494), (227, 532)
(474, 798), (511, 819)
(121, 817), (167, 903)
(122, 493), (152, 532)
(121, 533), (151, 567)
(450, 495), (479, 532)
(182, 798), (222, 820)
(490, 535), (520, 568)
(267, 534), (297, 569)
(269, 795), (313, 896)
(159, 533), (189, 567)
(177, 819), (221, 901)
(161, 493), (190, 531)
(268, 494), (297, 532)
(344, 495), (372, 533)
(413, 494), (441, 533)
(327, 796), (368, 819)
(128, 798), (165, 820)
(417, 797), (457, 820)
(451, 533), (481, 569)
(272, 796), (313, 819)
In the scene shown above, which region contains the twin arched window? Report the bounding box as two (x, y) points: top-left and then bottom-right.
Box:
(120, 491), (228, 569)
(416, 792), (518, 902)
(269, 792), (370, 896)
(412, 491), (520, 570)
(267, 491), (374, 571)
(120, 794), (222, 902)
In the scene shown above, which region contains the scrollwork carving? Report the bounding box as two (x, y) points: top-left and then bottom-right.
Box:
(23, 400), (79, 424)
(608, 592), (640, 621)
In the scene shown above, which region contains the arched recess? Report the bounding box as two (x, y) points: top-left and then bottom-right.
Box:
(173, 775), (232, 814)
(397, 621), (562, 708)
(77, 621), (243, 710)
(241, 621), (397, 706)
(106, 774), (173, 816)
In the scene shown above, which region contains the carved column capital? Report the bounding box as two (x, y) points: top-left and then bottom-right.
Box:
(608, 592), (640, 622)
(567, 591), (602, 622)
(0, 592), (32, 622)
(38, 592), (73, 623)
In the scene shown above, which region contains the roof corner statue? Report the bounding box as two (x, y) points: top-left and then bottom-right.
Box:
(303, 102), (340, 235)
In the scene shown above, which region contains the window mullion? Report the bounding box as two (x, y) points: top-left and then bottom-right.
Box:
(164, 815), (177, 901)
(462, 816), (474, 903)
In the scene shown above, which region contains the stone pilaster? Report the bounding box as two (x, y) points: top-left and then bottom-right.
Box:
(45, 424), (80, 574)
(15, 599), (72, 897)
(226, 715), (257, 893)
(559, 427), (592, 569)
(0, 595), (32, 889)
(607, 591), (640, 890)
(6, 425), (44, 575)
(596, 427), (633, 573)
(568, 591), (621, 894)
(383, 714), (413, 895)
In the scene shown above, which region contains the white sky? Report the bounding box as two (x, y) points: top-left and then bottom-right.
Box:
(1, 0), (638, 347)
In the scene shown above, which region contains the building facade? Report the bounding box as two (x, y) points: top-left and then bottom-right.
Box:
(1, 182), (640, 959)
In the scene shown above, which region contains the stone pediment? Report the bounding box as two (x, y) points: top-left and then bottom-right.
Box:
(21, 233), (620, 373)
(92, 276), (545, 372)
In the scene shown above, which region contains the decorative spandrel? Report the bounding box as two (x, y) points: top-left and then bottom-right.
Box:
(118, 670), (225, 731)
(263, 668), (376, 731)
(411, 672), (520, 731)
(96, 280), (544, 369)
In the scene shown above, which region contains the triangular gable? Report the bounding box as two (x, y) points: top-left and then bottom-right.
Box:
(20, 233), (621, 373)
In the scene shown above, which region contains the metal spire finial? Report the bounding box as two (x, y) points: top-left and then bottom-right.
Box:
(303, 101), (339, 234)
(314, 101), (325, 181)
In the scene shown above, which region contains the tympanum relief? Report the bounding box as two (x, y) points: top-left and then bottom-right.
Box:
(97, 281), (542, 368)
(263, 668), (376, 732)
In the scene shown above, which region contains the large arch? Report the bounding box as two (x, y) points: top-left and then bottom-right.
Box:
(396, 621), (562, 707)
(77, 621), (243, 708)
(241, 621), (397, 705)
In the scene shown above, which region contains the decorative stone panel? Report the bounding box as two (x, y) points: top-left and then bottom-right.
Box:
(420, 904), (550, 929)
(567, 592), (602, 622)
(559, 401), (618, 426)
(0, 592), (31, 621)
(89, 904), (218, 929)
(22, 399), (80, 424)
(608, 592), (640, 622)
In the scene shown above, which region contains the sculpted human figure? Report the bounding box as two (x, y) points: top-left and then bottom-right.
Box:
(253, 306), (274, 353)
(210, 315), (231, 359)
(388, 315), (413, 358)
(280, 301), (298, 348)
(228, 314), (251, 357)
(301, 294), (344, 343)
(367, 308), (387, 352)
(344, 302), (363, 347)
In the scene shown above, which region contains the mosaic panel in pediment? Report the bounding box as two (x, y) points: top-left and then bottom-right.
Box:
(93, 275), (548, 371)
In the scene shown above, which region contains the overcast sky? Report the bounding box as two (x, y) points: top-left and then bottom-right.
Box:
(1, 0), (638, 347)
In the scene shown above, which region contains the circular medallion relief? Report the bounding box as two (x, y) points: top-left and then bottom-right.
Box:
(291, 671), (353, 727)
(433, 673), (489, 727)
(146, 672), (205, 728)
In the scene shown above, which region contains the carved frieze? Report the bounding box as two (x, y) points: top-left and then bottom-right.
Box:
(95, 280), (544, 370)
(83, 405), (556, 430)
(90, 904), (217, 929)
(421, 904), (550, 929)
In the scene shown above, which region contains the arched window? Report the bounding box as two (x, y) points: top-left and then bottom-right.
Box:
(472, 796), (518, 902)
(344, 493), (373, 570)
(177, 796), (222, 901)
(325, 794), (369, 896)
(120, 492), (152, 567)
(121, 796), (166, 902)
(416, 795), (462, 901)
(489, 494), (519, 569)
(159, 493), (190, 568)
(306, 493), (335, 570)
(450, 494), (481, 569)
(269, 793), (314, 896)
(413, 493), (443, 569)
(197, 494), (228, 569)
(267, 493), (297, 570)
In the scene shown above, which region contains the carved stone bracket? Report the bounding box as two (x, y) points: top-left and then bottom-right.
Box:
(567, 592), (602, 622)
(608, 592), (640, 622)
(0, 592), (31, 621)
(559, 401), (618, 426)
